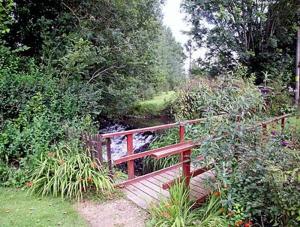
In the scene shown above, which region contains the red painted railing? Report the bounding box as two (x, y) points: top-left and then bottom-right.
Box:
(83, 113), (294, 186)
(100, 116), (222, 180)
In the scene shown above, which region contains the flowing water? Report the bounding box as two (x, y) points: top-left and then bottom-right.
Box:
(99, 123), (156, 161)
(98, 116), (174, 175)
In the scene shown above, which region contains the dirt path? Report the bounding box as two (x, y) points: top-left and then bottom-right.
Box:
(76, 198), (149, 227)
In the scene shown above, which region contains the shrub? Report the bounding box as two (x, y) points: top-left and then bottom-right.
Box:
(28, 142), (113, 200)
(201, 117), (300, 226)
(173, 74), (263, 120)
(264, 76), (294, 115)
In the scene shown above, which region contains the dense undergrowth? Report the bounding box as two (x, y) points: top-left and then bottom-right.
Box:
(146, 73), (300, 226)
(0, 0), (185, 200)
(147, 118), (300, 226)
(0, 1), (299, 226)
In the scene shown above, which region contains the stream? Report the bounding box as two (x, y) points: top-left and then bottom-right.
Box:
(99, 123), (155, 161)
(99, 116), (173, 161)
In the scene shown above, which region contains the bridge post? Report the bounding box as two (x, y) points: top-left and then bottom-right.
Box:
(127, 134), (135, 179)
(179, 123), (185, 163)
(106, 138), (113, 177)
(281, 117), (286, 132)
(182, 149), (191, 187)
(96, 135), (103, 165)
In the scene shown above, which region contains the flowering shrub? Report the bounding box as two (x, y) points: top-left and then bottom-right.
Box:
(201, 117), (300, 226)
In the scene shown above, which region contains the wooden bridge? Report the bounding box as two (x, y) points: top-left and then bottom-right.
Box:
(83, 114), (291, 209)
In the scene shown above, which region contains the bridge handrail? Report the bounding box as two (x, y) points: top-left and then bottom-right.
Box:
(84, 113), (296, 182)
(100, 114), (225, 139)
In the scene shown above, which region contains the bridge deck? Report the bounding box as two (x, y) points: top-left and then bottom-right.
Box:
(122, 168), (214, 209)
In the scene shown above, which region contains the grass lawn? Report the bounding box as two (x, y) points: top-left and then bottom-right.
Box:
(286, 115), (300, 132)
(134, 91), (176, 116)
(0, 187), (87, 227)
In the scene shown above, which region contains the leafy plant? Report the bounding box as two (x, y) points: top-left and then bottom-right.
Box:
(193, 194), (228, 227)
(148, 181), (196, 227)
(148, 182), (228, 227)
(200, 115), (300, 226)
(173, 74), (263, 120)
(29, 142), (113, 200)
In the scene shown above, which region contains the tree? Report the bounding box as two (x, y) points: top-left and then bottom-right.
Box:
(0, 0), (14, 37)
(182, 0), (299, 82)
(3, 0), (185, 116)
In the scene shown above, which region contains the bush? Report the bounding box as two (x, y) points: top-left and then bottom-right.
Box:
(28, 142), (113, 200)
(201, 118), (300, 226)
(265, 77), (294, 115)
(0, 45), (100, 186)
(173, 74), (263, 120)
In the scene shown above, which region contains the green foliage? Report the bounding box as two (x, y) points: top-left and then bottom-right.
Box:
(154, 27), (186, 90)
(0, 0), (182, 198)
(193, 195), (228, 227)
(263, 73), (294, 115)
(200, 115), (300, 226)
(0, 0), (14, 36)
(29, 142), (113, 200)
(133, 91), (176, 117)
(173, 73), (263, 120)
(0, 161), (29, 187)
(148, 181), (228, 227)
(0, 187), (87, 226)
(3, 0), (185, 118)
(148, 181), (196, 226)
(182, 0), (298, 82)
(144, 74), (264, 173)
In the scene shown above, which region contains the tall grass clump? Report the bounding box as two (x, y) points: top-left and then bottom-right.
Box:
(28, 142), (113, 200)
(148, 181), (228, 227)
(148, 181), (196, 226)
(193, 194), (228, 227)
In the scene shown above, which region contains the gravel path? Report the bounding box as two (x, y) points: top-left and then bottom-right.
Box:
(76, 198), (149, 227)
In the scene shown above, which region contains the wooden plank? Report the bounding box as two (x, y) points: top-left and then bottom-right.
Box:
(190, 184), (206, 196)
(126, 184), (158, 205)
(146, 177), (164, 187)
(115, 162), (183, 187)
(159, 172), (176, 181)
(189, 190), (200, 201)
(190, 178), (208, 191)
(139, 180), (169, 197)
(132, 182), (161, 200)
(190, 176), (211, 195)
(151, 143), (195, 159)
(162, 167), (211, 190)
(158, 172), (200, 195)
(123, 188), (148, 209)
(114, 142), (193, 165)
(152, 175), (170, 184)
(162, 170), (208, 198)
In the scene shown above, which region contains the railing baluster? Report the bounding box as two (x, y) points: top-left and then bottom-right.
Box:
(127, 134), (135, 179)
(96, 135), (103, 165)
(182, 149), (191, 187)
(179, 123), (185, 142)
(179, 123), (185, 163)
(106, 138), (113, 177)
(281, 117), (286, 132)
